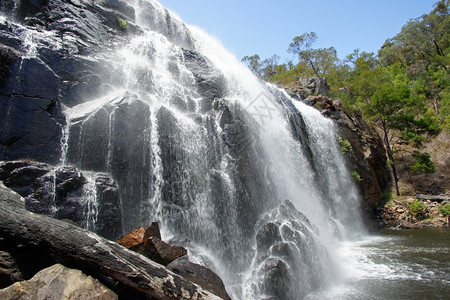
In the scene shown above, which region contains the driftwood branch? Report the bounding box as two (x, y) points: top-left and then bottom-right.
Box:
(0, 197), (223, 300)
(416, 194), (450, 203)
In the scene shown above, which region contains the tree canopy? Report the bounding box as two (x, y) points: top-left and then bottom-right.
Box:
(241, 0), (449, 195)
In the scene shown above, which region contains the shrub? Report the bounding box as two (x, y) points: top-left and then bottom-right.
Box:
(350, 171), (362, 182)
(438, 203), (450, 217)
(338, 137), (352, 154)
(411, 151), (435, 174)
(408, 200), (427, 220)
(118, 18), (127, 30)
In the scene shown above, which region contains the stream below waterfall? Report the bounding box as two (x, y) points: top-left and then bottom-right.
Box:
(306, 228), (450, 300)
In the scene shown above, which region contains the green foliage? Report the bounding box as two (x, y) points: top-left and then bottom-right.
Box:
(408, 200), (427, 219)
(118, 18), (127, 30)
(242, 54), (262, 76)
(242, 54), (284, 81)
(350, 171), (362, 182)
(287, 32), (338, 93)
(438, 203), (450, 216)
(270, 62), (311, 83)
(338, 137), (352, 154)
(411, 151), (436, 173)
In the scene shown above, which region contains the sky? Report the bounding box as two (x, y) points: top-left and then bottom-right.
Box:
(157, 0), (438, 62)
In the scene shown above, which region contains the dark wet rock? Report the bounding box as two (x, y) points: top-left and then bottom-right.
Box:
(144, 222), (162, 240)
(0, 250), (24, 288)
(142, 237), (188, 266)
(99, 0), (136, 21)
(156, 106), (185, 211)
(65, 94), (151, 233)
(94, 175), (123, 240)
(0, 161), (51, 197)
(256, 222), (282, 252)
(335, 108), (391, 220)
(0, 0), (143, 164)
(259, 258), (292, 300)
(250, 200), (330, 299)
(55, 166), (86, 199)
(0, 161), (122, 240)
(168, 260), (231, 300)
(0, 45), (18, 84)
(182, 49), (226, 111)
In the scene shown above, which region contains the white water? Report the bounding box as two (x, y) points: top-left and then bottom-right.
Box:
(126, 1), (366, 298)
(58, 0), (368, 298)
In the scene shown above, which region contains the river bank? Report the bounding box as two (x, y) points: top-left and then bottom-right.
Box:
(378, 195), (449, 229)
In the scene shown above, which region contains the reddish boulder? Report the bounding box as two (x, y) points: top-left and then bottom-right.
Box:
(116, 222), (187, 265)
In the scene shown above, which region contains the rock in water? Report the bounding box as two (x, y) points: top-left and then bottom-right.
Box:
(0, 264), (118, 300)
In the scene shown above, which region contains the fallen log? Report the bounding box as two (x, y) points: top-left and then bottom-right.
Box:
(416, 194), (450, 203)
(0, 195), (223, 299)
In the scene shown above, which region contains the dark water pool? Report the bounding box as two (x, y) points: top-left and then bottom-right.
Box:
(306, 228), (450, 300)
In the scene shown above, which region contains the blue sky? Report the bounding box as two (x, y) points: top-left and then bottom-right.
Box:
(157, 0), (438, 62)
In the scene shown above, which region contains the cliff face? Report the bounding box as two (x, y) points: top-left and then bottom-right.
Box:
(335, 106), (391, 217)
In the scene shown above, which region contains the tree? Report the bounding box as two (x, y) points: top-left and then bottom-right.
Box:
(242, 54), (262, 77)
(260, 55), (281, 81)
(346, 49), (378, 76)
(378, 0), (449, 116)
(288, 32), (338, 94)
(358, 64), (438, 195)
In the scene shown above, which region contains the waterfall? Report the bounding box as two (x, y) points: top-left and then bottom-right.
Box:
(2, 0), (366, 298)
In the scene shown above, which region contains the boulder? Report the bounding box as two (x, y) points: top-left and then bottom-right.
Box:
(142, 237), (188, 266)
(248, 200), (329, 299)
(0, 264), (118, 300)
(116, 222), (161, 248)
(259, 258), (292, 299)
(168, 260), (231, 300)
(296, 76), (330, 97)
(117, 222), (187, 266)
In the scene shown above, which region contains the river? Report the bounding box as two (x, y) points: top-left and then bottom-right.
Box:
(306, 228), (450, 299)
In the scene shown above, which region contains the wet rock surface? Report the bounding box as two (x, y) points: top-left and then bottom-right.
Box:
(168, 259), (231, 300)
(247, 200), (329, 300)
(0, 160), (122, 240)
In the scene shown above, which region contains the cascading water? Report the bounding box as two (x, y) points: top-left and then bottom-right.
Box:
(2, 0), (367, 298)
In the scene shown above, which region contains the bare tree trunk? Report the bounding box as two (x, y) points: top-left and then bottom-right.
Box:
(382, 121), (400, 196)
(0, 198), (223, 300)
